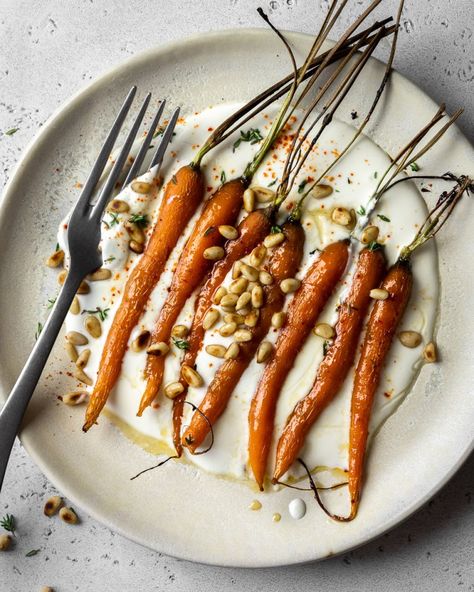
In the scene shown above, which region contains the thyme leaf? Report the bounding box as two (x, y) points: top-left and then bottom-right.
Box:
(410, 162), (420, 172)
(82, 307), (110, 322)
(35, 322), (43, 341)
(0, 514), (15, 535)
(172, 337), (190, 350)
(377, 214), (391, 222)
(232, 128), (263, 152)
(5, 127), (19, 136)
(271, 225), (282, 234)
(220, 170), (227, 184)
(297, 179), (308, 193)
(128, 214), (149, 228)
(356, 205), (366, 216)
(25, 549), (40, 557)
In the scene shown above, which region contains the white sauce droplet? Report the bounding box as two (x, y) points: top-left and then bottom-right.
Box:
(288, 498), (307, 520)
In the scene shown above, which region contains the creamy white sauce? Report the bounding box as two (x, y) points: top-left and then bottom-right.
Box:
(60, 104), (438, 491)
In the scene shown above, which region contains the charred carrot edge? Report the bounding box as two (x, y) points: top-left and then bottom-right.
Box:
(138, 178), (247, 415)
(273, 246), (386, 482)
(248, 239), (350, 490)
(182, 221), (305, 452)
(83, 165), (203, 431)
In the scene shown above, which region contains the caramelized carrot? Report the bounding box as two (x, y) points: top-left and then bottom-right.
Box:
(248, 239), (350, 490)
(138, 178), (246, 415)
(273, 246), (386, 482)
(83, 165), (203, 431)
(182, 221), (305, 452)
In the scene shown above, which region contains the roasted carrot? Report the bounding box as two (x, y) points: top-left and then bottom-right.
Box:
(138, 178), (247, 415)
(273, 246), (386, 482)
(248, 239), (350, 490)
(83, 165), (203, 431)
(182, 221), (305, 452)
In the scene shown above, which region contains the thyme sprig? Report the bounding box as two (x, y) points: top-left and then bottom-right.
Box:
(1, 514), (15, 536)
(232, 128), (263, 152)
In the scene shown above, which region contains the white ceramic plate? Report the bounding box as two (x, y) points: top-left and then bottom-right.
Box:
(0, 29), (473, 567)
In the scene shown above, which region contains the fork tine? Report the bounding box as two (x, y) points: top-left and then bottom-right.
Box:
(149, 106), (180, 170)
(91, 92), (152, 219)
(122, 100), (167, 188)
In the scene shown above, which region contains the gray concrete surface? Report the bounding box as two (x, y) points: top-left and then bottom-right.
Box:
(0, 1), (473, 590)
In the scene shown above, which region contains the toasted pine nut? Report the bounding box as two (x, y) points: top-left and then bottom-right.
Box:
(232, 260), (242, 279)
(66, 331), (88, 346)
(129, 239), (144, 254)
(181, 364), (203, 388)
(65, 341), (78, 363)
(245, 309), (260, 328)
(126, 222), (146, 244)
(147, 342), (169, 356)
(224, 342), (240, 359)
(213, 286), (227, 304)
(257, 341), (273, 363)
(264, 232), (285, 248)
(220, 293), (239, 308)
(203, 308), (220, 330)
(398, 330), (422, 348)
(74, 368), (92, 386)
(370, 288), (389, 300)
(77, 280), (90, 295)
(235, 329), (252, 342)
(236, 291), (251, 310)
(259, 270), (273, 285)
(243, 188), (255, 212)
(70, 296), (80, 315)
(241, 263), (259, 281)
(309, 184), (333, 199)
(88, 267), (112, 281)
(251, 285), (264, 308)
(252, 186), (275, 203)
(44, 495), (63, 516)
(171, 325), (189, 339)
(423, 341), (437, 363)
(164, 382), (185, 399)
(62, 391), (88, 406)
(131, 180), (152, 194)
(46, 249), (64, 268)
(58, 269), (68, 285)
(131, 330), (151, 352)
(59, 507), (78, 525)
(313, 323), (335, 339)
(331, 206), (352, 227)
(271, 311), (286, 329)
(84, 315), (102, 339)
(75, 348), (91, 369)
(361, 225), (380, 244)
(0, 534), (12, 551)
(219, 322), (237, 337)
(280, 278), (301, 293)
(218, 225), (239, 240)
(250, 245), (267, 267)
(203, 246), (225, 261)
(107, 198), (130, 213)
(224, 313), (245, 325)
(229, 277), (248, 295)
(205, 344), (227, 358)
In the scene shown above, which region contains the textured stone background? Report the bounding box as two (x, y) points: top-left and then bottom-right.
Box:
(0, 1), (473, 590)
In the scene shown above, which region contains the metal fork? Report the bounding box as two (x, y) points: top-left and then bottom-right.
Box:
(0, 86), (180, 492)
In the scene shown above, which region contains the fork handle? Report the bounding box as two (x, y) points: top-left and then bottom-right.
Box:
(0, 269), (83, 492)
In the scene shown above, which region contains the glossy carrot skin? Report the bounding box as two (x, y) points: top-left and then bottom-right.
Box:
(182, 221), (305, 452)
(273, 247), (386, 482)
(138, 178), (247, 416)
(172, 207), (274, 453)
(248, 240), (350, 490)
(83, 165), (203, 431)
(348, 259), (412, 519)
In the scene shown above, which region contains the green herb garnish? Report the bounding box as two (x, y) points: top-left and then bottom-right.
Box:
(220, 170), (227, 184)
(374, 171), (378, 179)
(55, 242), (60, 252)
(172, 337), (190, 350)
(107, 212), (120, 227)
(128, 214), (149, 228)
(5, 128), (19, 136)
(47, 297), (57, 309)
(0, 514), (15, 535)
(410, 162), (420, 172)
(297, 179), (308, 194)
(267, 179), (277, 187)
(356, 205), (366, 216)
(377, 214), (391, 222)
(232, 128), (263, 152)
(367, 241), (381, 252)
(35, 322), (43, 340)
(323, 340), (330, 356)
(25, 549), (40, 557)
(270, 225), (282, 234)
(103, 255), (116, 264)
(82, 307), (110, 322)
(204, 226), (215, 237)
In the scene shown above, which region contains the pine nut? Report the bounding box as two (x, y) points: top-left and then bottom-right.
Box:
(219, 322), (237, 337)
(0, 534), (12, 551)
(236, 291), (251, 310)
(218, 225), (239, 240)
(59, 507), (78, 525)
(164, 382), (185, 399)
(331, 207), (352, 227)
(259, 270), (273, 285)
(225, 342), (240, 359)
(229, 277), (248, 295)
(88, 267), (112, 281)
(232, 260), (243, 279)
(251, 285), (264, 308)
(74, 368), (92, 386)
(224, 313), (245, 325)
(245, 309), (260, 328)
(398, 330), (422, 348)
(423, 341), (437, 363)
(131, 330), (151, 352)
(313, 323), (335, 339)
(309, 184), (333, 199)
(40, 588), (54, 592)
(271, 311), (286, 329)
(66, 331), (88, 346)
(84, 315), (102, 339)
(46, 249), (64, 268)
(70, 296), (80, 315)
(203, 308), (220, 330)
(126, 222), (146, 244)
(205, 344), (227, 358)
(213, 286), (227, 304)
(243, 188), (255, 212)
(253, 186), (275, 203)
(62, 391), (88, 406)
(75, 348), (91, 369)
(65, 341), (78, 363)
(370, 288), (389, 300)
(264, 232), (285, 248)
(241, 263), (259, 281)
(171, 325), (189, 339)
(257, 341), (273, 363)
(181, 364), (203, 388)
(43, 495), (63, 516)
(129, 240), (144, 254)
(280, 278), (301, 293)
(107, 198), (130, 213)
(147, 342), (170, 356)
(220, 293), (239, 308)
(58, 269), (67, 285)
(249, 245), (267, 267)
(203, 246), (225, 261)
(235, 329), (252, 342)
(131, 180), (152, 194)
(361, 225), (380, 244)
(77, 280), (90, 295)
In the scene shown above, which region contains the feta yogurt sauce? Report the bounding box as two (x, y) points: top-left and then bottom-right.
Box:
(58, 103), (438, 485)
